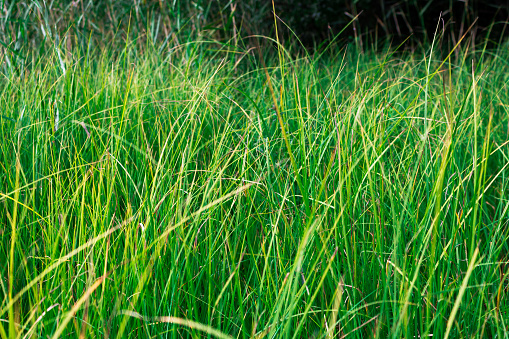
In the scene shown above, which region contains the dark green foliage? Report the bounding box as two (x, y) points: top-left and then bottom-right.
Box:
(1, 0), (507, 61)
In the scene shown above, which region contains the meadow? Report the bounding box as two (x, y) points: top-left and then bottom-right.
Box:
(1, 29), (509, 338)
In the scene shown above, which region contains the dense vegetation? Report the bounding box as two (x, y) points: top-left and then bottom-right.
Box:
(1, 1), (509, 338)
(2, 0), (508, 56)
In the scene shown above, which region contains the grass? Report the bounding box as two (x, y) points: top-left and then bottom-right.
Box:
(0, 31), (509, 338)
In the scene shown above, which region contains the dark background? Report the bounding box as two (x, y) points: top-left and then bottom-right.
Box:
(1, 0), (508, 55)
(265, 0), (509, 47)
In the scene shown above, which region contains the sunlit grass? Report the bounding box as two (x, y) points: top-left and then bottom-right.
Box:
(1, 35), (508, 338)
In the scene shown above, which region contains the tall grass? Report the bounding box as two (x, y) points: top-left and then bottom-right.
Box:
(0, 30), (508, 338)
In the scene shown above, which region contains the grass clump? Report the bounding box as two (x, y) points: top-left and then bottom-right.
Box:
(1, 35), (508, 338)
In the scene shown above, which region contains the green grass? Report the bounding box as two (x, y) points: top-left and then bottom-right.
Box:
(1, 34), (509, 338)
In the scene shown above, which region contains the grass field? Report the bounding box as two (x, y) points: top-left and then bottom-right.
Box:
(1, 33), (509, 338)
